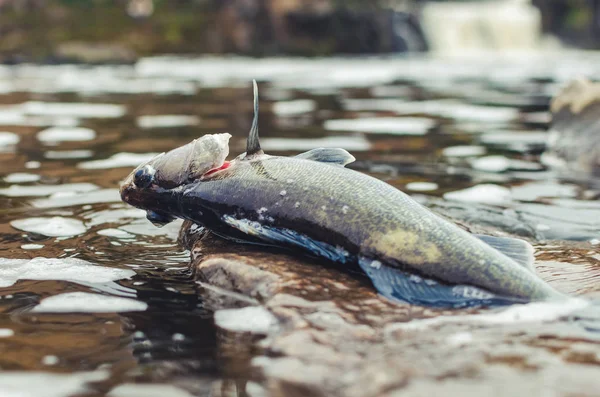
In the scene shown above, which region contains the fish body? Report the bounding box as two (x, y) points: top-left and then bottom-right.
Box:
(121, 81), (564, 307)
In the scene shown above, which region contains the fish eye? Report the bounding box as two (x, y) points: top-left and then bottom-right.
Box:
(134, 165), (155, 188)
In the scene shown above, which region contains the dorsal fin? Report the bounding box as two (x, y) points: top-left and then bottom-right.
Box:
(294, 148), (355, 166)
(245, 80), (263, 157)
(475, 234), (535, 272)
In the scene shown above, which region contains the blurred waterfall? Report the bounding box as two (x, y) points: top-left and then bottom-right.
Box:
(420, 0), (544, 53)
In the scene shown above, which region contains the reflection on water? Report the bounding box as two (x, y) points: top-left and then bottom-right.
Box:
(0, 53), (599, 395)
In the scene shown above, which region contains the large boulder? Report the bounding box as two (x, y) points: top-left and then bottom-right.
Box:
(179, 220), (600, 397)
(543, 78), (600, 176)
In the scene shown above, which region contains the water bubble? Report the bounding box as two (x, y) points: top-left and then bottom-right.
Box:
(25, 161), (41, 169)
(370, 260), (382, 269)
(11, 217), (87, 237)
(42, 355), (59, 366)
(0, 329), (14, 338)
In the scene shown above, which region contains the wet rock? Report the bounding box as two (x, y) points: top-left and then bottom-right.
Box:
(180, 221), (600, 397)
(543, 78), (600, 176)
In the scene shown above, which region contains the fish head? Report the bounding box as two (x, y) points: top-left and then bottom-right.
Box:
(120, 133), (231, 225)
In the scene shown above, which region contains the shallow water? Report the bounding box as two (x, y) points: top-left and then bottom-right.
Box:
(0, 52), (599, 396)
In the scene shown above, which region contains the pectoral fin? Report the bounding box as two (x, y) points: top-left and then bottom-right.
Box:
(358, 257), (527, 308)
(146, 210), (175, 227)
(475, 234), (535, 272)
(294, 148), (356, 166)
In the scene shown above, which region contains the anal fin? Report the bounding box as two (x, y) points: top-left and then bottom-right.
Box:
(475, 234), (535, 272)
(358, 257), (527, 308)
(294, 148), (356, 166)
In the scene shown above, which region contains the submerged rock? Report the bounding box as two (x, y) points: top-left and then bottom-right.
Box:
(180, 221), (600, 397)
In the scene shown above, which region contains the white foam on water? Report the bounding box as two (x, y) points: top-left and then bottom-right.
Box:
(25, 161), (41, 169)
(444, 184), (513, 206)
(37, 127), (96, 143)
(480, 130), (548, 152)
(22, 101), (126, 118)
(470, 155), (510, 172)
(32, 188), (120, 208)
(406, 182), (439, 192)
(272, 99), (316, 116)
(78, 152), (160, 169)
(97, 228), (136, 239)
(343, 98), (409, 112)
(108, 383), (196, 397)
(136, 115), (200, 129)
(511, 181), (578, 201)
(261, 135), (371, 151)
(0, 370), (108, 397)
(0, 131), (20, 150)
(32, 292), (147, 313)
(42, 355), (59, 366)
(442, 145), (486, 157)
(0, 328), (14, 337)
(3, 173), (40, 183)
(395, 299), (590, 331)
(11, 217), (87, 237)
(372, 99), (519, 123)
(45, 150), (94, 159)
(214, 306), (278, 334)
(0, 107), (27, 125)
(446, 331), (473, 346)
(0, 182), (97, 197)
(370, 85), (413, 98)
(471, 155), (544, 173)
(119, 218), (183, 238)
(21, 244), (44, 250)
(324, 117), (435, 135)
(84, 207), (146, 227)
(0, 257), (135, 288)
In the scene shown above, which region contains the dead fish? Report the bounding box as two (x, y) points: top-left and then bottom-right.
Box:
(121, 81), (565, 308)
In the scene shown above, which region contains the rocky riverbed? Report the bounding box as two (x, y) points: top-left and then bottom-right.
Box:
(181, 218), (600, 397)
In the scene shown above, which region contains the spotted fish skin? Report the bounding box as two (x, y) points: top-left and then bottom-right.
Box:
(177, 155), (561, 302)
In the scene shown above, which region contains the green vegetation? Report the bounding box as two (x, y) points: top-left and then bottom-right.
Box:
(0, 0), (213, 61)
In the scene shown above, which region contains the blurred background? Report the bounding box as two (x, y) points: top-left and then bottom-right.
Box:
(0, 0), (598, 62)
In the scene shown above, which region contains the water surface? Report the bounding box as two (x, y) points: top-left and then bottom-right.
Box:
(0, 53), (599, 396)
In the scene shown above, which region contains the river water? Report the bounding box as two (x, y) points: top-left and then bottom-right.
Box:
(0, 52), (599, 396)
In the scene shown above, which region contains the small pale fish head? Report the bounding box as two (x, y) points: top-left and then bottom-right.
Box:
(120, 133), (231, 220)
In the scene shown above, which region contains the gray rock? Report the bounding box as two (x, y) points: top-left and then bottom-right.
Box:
(543, 78), (600, 176)
(180, 221), (600, 397)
